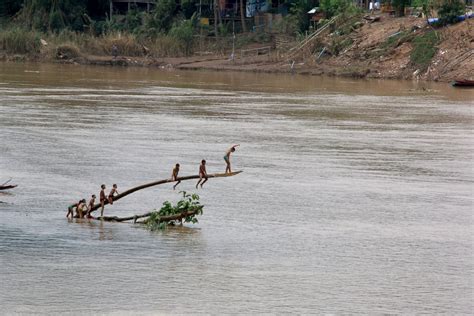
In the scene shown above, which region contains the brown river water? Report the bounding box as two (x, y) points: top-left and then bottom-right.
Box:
(0, 62), (473, 314)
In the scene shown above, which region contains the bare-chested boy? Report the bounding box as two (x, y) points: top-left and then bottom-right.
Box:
(196, 160), (208, 189)
(86, 194), (96, 218)
(108, 184), (119, 205)
(67, 200), (79, 218)
(100, 184), (107, 217)
(76, 199), (87, 218)
(224, 144), (239, 173)
(172, 163), (181, 190)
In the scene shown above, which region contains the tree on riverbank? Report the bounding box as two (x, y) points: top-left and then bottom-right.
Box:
(0, 4), (313, 61)
(0, 0), (347, 37)
(1, 0), (469, 35)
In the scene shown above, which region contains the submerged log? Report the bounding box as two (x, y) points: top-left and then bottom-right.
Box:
(98, 206), (204, 223)
(89, 171), (242, 212)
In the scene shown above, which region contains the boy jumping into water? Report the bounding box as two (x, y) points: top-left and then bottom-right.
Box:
(224, 144), (239, 173)
(196, 160), (208, 189)
(108, 184), (119, 205)
(172, 163), (181, 190)
(100, 184), (106, 217)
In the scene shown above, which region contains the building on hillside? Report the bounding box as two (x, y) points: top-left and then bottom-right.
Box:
(213, 0), (288, 32)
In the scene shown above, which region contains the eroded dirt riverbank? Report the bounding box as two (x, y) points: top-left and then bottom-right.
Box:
(1, 16), (472, 82)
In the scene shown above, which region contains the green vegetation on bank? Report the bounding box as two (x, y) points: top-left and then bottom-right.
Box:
(436, 0), (466, 25)
(0, 0), (360, 57)
(0, 0), (466, 59)
(410, 30), (439, 69)
(0, 27), (40, 54)
(371, 28), (440, 71)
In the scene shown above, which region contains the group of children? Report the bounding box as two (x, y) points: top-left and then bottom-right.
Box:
(171, 159), (208, 190)
(66, 144), (239, 219)
(66, 184), (119, 219)
(173, 144), (240, 190)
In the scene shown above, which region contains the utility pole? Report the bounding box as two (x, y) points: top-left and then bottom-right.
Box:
(109, 0), (113, 20)
(199, 0), (203, 55)
(240, 0), (247, 32)
(231, 17), (235, 62)
(214, 0), (218, 38)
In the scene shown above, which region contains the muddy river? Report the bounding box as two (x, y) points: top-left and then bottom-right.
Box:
(0, 62), (472, 314)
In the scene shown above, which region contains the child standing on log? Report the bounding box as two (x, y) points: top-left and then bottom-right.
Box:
(172, 163), (181, 190)
(100, 184), (107, 217)
(196, 160), (208, 189)
(86, 194), (96, 218)
(224, 144), (239, 173)
(108, 184), (119, 205)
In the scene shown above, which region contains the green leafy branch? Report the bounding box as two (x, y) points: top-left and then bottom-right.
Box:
(145, 191), (203, 231)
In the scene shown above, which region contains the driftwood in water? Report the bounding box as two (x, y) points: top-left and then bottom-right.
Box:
(0, 184), (17, 191)
(89, 171), (242, 212)
(98, 206), (204, 223)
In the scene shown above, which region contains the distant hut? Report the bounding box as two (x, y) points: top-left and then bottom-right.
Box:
(307, 7), (324, 29)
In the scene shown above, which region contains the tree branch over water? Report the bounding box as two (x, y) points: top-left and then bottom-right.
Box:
(89, 171), (242, 212)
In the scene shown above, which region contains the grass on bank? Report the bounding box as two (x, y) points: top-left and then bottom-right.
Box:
(0, 27), (40, 54)
(0, 28), (195, 58)
(0, 26), (274, 59)
(47, 30), (197, 58)
(410, 30), (439, 69)
(367, 28), (439, 70)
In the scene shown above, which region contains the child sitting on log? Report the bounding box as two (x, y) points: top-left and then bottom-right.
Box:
(108, 184), (119, 205)
(196, 160), (208, 189)
(172, 163), (181, 190)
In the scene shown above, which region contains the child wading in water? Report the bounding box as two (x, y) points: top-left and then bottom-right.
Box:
(196, 160), (208, 189)
(87, 194), (96, 218)
(172, 163), (181, 190)
(224, 144), (240, 173)
(108, 184), (119, 205)
(100, 184), (107, 217)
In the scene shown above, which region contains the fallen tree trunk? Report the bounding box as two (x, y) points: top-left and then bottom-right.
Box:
(98, 206), (204, 223)
(89, 171), (242, 212)
(98, 212), (153, 222)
